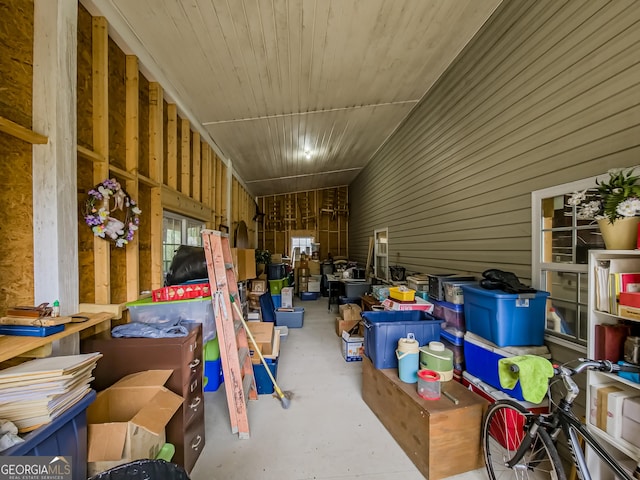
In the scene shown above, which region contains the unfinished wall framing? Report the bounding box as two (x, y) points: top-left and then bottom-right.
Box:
(0, 0), (250, 316)
(257, 186), (349, 259)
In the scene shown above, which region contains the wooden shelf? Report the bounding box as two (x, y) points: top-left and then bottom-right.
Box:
(0, 311), (113, 363)
(0, 116), (48, 144)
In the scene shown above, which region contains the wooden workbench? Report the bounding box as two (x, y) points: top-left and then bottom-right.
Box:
(0, 311), (113, 364)
(361, 356), (487, 480)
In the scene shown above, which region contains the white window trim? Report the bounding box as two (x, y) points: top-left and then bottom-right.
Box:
(531, 174), (603, 353)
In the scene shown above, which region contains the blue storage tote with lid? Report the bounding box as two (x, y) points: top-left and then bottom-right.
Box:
(461, 284), (550, 347)
(361, 310), (444, 369)
(1, 390), (96, 480)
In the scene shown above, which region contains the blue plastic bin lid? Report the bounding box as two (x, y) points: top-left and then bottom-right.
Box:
(361, 309), (440, 324)
(460, 283), (550, 298)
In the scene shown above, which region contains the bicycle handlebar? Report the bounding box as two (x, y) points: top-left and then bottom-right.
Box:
(508, 358), (640, 375)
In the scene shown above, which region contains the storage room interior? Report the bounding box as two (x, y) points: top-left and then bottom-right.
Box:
(1, 0), (640, 479)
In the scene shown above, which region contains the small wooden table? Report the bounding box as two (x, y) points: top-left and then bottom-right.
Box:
(360, 294), (381, 311)
(361, 356), (488, 480)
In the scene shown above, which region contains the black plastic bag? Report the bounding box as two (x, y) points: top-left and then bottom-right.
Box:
(88, 459), (190, 479)
(165, 245), (207, 286)
(480, 269), (537, 294)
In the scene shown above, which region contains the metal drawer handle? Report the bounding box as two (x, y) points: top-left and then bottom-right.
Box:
(190, 341), (197, 352)
(190, 379), (199, 393)
(189, 358), (201, 369)
(191, 435), (203, 450)
(189, 396), (201, 411)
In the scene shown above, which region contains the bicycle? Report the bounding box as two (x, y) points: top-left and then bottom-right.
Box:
(482, 358), (640, 480)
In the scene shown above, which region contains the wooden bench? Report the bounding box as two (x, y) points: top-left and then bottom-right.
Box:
(361, 356), (488, 479)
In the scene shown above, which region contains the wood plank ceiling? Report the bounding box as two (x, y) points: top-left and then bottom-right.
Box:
(81, 0), (502, 197)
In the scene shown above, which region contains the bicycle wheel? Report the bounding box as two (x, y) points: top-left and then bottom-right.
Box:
(483, 399), (566, 480)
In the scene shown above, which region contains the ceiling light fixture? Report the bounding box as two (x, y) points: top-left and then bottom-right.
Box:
(304, 150), (311, 159)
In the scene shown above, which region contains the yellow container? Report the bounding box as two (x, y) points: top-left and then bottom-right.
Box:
(389, 286), (416, 302)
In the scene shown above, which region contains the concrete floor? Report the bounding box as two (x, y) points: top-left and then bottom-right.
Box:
(190, 297), (489, 480)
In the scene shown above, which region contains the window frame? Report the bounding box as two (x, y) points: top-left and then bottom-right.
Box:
(162, 211), (206, 276)
(532, 175), (600, 352)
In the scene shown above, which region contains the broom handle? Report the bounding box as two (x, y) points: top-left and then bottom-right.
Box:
(229, 295), (283, 394)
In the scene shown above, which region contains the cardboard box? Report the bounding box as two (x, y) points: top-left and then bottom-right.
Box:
(250, 328), (280, 364)
(231, 248), (257, 281)
(382, 297), (434, 313)
(606, 390), (640, 438)
(86, 370), (183, 476)
(339, 303), (362, 321)
(341, 330), (364, 362)
(270, 254), (283, 264)
(335, 316), (362, 337)
(281, 287), (294, 308)
(248, 291), (264, 310)
(597, 385), (622, 430)
(151, 283), (210, 302)
(247, 321), (275, 356)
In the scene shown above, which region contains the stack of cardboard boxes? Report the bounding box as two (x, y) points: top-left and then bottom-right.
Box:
(336, 303), (364, 362)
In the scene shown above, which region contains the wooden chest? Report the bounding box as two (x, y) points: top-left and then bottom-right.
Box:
(361, 356), (487, 480)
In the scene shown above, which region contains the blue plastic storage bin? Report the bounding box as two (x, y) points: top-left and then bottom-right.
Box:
(299, 291), (320, 300)
(272, 294), (282, 309)
(461, 284), (550, 347)
(1, 390), (96, 480)
(204, 358), (223, 392)
(361, 310), (444, 369)
(253, 358), (278, 394)
(430, 298), (465, 332)
(463, 334), (527, 401)
(275, 307), (304, 328)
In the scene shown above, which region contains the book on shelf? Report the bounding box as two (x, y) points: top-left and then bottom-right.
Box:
(594, 258), (640, 314)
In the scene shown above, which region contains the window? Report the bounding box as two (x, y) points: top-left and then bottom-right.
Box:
(291, 236), (314, 260)
(532, 176), (605, 348)
(374, 228), (388, 282)
(163, 212), (206, 275)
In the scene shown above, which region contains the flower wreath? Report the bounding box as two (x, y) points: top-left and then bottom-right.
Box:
(83, 178), (141, 248)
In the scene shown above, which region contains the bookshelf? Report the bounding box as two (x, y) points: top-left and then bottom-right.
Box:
(586, 250), (640, 466)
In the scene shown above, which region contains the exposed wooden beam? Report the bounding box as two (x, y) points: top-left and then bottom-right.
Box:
(92, 16), (110, 305)
(166, 103), (177, 189)
(161, 185), (212, 222)
(0, 117), (48, 144)
(125, 55), (140, 301)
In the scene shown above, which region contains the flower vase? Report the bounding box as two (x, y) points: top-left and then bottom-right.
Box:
(597, 217), (640, 250)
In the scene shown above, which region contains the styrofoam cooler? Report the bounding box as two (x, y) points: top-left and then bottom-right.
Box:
(461, 284), (550, 347)
(463, 331), (550, 401)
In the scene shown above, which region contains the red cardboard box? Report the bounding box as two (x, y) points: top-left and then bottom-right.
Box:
(152, 283), (211, 302)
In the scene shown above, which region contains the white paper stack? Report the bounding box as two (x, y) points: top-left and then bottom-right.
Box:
(0, 353), (102, 432)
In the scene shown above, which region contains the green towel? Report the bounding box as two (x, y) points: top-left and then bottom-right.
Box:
(498, 355), (553, 404)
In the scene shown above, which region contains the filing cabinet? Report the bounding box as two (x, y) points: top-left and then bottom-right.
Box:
(81, 323), (205, 473)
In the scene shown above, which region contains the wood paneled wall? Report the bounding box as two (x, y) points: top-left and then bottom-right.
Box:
(0, 0), (250, 314)
(349, 0), (640, 284)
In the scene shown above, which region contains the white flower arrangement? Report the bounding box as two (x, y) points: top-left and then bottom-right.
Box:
(567, 168), (640, 224)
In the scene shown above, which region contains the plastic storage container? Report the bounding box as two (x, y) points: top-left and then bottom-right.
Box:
(1, 390), (96, 480)
(126, 296), (216, 343)
(269, 278), (286, 294)
(461, 284), (550, 347)
(428, 274), (476, 301)
(389, 286), (416, 302)
(253, 358), (278, 394)
(440, 328), (464, 368)
(267, 263), (285, 280)
(259, 291), (276, 323)
(431, 298), (465, 332)
(463, 332), (550, 402)
(300, 291), (320, 300)
(406, 275), (430, 292)
(343, 281), (371, 298)
(442, 280), (477, 304)
(275, 307), (304, 328)
(361, 310), (444, 369)
(272, 294), (282, 309)
(204, 358), (223, 392)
